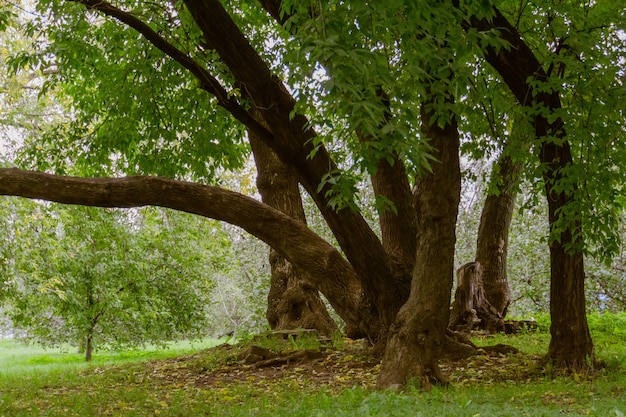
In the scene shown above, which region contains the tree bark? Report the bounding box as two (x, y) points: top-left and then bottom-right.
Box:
(475, 151), (521, 317)
(377, 103), (461, 389)
(249, 133), (338, 338)
(466, 5), (593, 370)
(449, 261), (504, 334)
(545, 232), (592, 369)
(74, 0), (406, 342)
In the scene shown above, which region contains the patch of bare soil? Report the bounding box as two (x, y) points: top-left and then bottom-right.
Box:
(140, 339), (381, 392)
(101, 339), (543, 393)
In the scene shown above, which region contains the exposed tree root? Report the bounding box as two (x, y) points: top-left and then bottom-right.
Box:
(540, 352), (604, 376)
(237, 345), (325, 368)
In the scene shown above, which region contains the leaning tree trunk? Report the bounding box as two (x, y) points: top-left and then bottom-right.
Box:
(377, 100), (461, 389)
(475, 150), (521, 317)
(465, 5), (594, 371)
(249, 132), (338, 338)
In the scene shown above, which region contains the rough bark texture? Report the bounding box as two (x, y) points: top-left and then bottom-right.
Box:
(182, 0), (407, 339)
(377, 104), (461, 389)
(475, 152), (521, 317)
(542, 158), (593, 370)
(449, 262), (504, 334)
(249, 133), (338, 338)
(467, 6), (593, 370)
(74, 0), (402, 342)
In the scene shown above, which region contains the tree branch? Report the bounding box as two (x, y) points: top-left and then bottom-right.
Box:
(0, 167), (365, 330)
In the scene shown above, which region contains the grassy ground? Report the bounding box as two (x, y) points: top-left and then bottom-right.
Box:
(1, 314), (625, 417)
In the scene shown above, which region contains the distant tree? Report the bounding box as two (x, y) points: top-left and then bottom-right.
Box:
(3, 203), (215, 361)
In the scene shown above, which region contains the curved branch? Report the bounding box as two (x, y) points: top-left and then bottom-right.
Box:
(0, 167), (364, 331)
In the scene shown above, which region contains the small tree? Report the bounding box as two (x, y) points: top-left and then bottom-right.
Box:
(4, 203), (216, 360)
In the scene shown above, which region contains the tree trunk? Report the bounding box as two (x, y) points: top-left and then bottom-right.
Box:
(546, 237), (592, 369)
(540, 136), (593, 368)
(85, 333), (93, 361)
(475, 151), (521, 317)
(449, 261), (504, 334)
(466, 6), (593, 371)
(183, 0), (406, 339)
(377, 103), (461, 389)
(249, 133), (338, 338)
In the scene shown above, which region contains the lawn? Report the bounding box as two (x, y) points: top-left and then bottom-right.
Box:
(1, 314), (625, 417)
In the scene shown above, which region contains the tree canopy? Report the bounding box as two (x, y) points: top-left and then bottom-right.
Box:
(1, 0), (625, 388)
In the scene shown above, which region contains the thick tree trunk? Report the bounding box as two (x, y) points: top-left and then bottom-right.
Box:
(546, 237), (592, 369)
(449, 262), (504, 334)
(475, 151), (521, 316)
(75, 0), (406, 344)
(466, 6), (593, 370)
(377, 104), (461, 389)
(249, 133), (338, 338)
(541, 139), (593, 369)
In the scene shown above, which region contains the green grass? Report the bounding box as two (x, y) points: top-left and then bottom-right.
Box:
(0, 338), (223, 377)
(1, 317), (625, 417)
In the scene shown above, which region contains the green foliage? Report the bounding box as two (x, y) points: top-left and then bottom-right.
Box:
(10, 0), (248, 180)
(0, 8), (64, 161)
(0, 201), (224, 356)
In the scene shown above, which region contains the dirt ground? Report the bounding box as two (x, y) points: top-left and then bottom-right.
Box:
(113, 338), (544, 392)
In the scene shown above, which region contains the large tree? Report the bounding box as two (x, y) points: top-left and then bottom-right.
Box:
(1, 0), (624, 386)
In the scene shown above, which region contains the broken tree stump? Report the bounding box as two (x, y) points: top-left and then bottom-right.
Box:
(449, 261), (505, 334)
